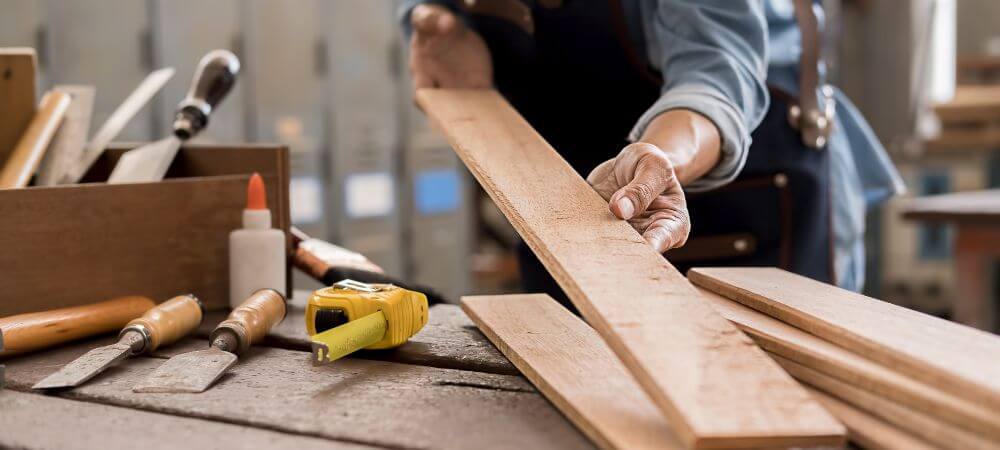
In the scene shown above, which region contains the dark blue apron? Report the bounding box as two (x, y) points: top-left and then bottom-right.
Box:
(462, 0), (832, 307)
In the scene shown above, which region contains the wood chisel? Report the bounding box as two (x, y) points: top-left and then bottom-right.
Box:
(133, 289), (285, 394)
(33, 294), (204, 390)
(307, 280), (428, 364)
(107, 50), (239, 184)
(290, 227), (449, 304)
(60, 67), (174, 184)
(35, 85), (95, 186)
(0, 296), (155, 358)
(0, 90), (71, 188)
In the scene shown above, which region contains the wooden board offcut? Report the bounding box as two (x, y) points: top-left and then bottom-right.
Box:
(689, 267), (1000, 412)
(462, 294), (683, 450)
(697, 287), (1000, 439)
(417, 88), (844, 449)
(0, 48), (36, 164)
(805, 388), (937, 450)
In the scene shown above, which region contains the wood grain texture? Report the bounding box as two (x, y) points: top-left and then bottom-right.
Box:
(0, 296), (154, 357)
(417, 88), (844, 449)
(3, 338), (592, 450)
(196, 303), (518, 375)
(462, 294), (685, 450)
(805, 388), (938, 450)
(0, 90), (70, 188)
(35, 85), (95, 186)
(774, 355), (998, 450)
(698, 287), (1000, 439)
(0, 390), (375, 450)
(0, 145), (290, 315)
(689, 267), (1000, 411)
(0, 48), (36, 164)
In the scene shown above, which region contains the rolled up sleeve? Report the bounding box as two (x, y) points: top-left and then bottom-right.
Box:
(630, 0), (770, 192)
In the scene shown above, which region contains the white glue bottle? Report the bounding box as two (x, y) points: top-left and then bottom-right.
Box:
(229, 172), (286, 308)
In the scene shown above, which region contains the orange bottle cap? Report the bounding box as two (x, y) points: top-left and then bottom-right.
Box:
(247, 173), (267, 210)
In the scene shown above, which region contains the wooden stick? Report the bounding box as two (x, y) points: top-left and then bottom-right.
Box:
(462, 294), (685, 450)
(417, 88), (844, 449)
(0, 48), (37, 164)
(774, 354), (997, 450)
(805, 387), (938, 450)
(689, 267), (1000, 412)
(697, 286), (1000, 439)
(0, 90), (71, 188)
(34, 85), (95, 186)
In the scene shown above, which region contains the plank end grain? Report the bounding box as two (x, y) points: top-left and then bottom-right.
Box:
(418, 89), (845, 449)
(689, 267), (1000, 412)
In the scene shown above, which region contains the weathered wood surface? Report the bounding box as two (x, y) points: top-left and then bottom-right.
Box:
(196, 303), (518, 375)
(805, 388), (937, 450)
(4, 337), (592, 450)
(0, 390), (375, 450)
(774, 355), (998, 450)
(689, 267), (1000, 411)
(463, 294), (685, 450)
(698, 287), (1000, 439)
(417, 88), (842, 449)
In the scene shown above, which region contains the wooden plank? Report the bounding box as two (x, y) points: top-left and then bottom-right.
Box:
(0, 90), (71, 188)
(417, 88), (844, 449)
(3, 338), (592, 450)
(900, 189), (1000, 224)
(805, 388), (938, 450)
(0, 390), (375, 450)
(773, 355), (997, 450)
(689, 267), (1000, 411)
(0, 48), (36, 164)
(35, 85), (95, 186)
(697, 287), (1000, 439)
(194, 303), (518, 375)
(462, 294), (685, 450)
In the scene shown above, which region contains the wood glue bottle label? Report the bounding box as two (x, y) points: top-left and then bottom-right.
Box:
(229, 173), (287, 308)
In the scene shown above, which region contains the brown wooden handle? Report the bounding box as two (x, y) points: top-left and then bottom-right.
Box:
(0, 90), (71, 189)
(0, 296), (156, 358)
(211, 289), (285, 355)
(124, 294), (204, 352)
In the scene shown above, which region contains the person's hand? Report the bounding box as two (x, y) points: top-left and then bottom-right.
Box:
(409, 3), (492, 92)
(587, 143), (690, 253)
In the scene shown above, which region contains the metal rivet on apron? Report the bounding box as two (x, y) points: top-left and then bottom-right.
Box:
(733, 239), (749, 253)
(773, 173), (788, 188)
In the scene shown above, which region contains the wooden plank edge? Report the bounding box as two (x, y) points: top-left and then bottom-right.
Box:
(805, 388), (939, 450)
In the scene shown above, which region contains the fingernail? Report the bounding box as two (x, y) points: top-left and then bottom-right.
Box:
(616, 198), (634, 219)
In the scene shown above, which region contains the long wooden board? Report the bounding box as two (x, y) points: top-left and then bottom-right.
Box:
(417, 88), (844, 449)
(774, 354), (997, 450)
(0, 48), (36, 164)
(35, 85), (95, 186)
(4, 338), (591, 450)
(689, 267), (1000, 411)
(0, 390), (374, 450)
(697, 287), (1000, 439)
(805, 388), (937, 450)
(462, 294), (685, 450)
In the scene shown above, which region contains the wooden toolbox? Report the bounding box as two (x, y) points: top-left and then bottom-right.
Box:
(0, 144), (290, 315)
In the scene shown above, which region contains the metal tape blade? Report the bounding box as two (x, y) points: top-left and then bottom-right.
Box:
(33, 343), (133, 390)
(132, 348), (237, 393)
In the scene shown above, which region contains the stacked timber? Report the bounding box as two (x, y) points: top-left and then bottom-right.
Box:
(689, 267), (1000, 450)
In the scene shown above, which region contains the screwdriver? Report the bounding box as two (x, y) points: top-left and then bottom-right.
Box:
(33, 294), (204, 390)
(307, 280), (429, 364)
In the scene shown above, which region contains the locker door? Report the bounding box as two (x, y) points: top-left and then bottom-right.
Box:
(150, 0), (245, 142)
(40, 0), (155, 141)
(325, 1), (404, 276)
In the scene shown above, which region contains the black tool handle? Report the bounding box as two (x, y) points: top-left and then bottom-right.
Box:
(173, 49), (240, 140)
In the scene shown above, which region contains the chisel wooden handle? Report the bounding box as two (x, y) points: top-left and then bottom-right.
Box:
(210, 289), (285, 355)
(0, 296), (156, 358)
(0, 90), (71, 188)
(122, 294), (204, 353)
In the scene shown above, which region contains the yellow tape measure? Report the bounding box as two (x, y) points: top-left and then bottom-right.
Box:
(306, 280), (428, 364)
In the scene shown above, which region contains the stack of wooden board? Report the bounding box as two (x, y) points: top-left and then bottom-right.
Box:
(689, 267), (1000, 449)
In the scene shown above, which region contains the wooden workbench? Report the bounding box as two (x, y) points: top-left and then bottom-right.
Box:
(0, 302), (594, 450)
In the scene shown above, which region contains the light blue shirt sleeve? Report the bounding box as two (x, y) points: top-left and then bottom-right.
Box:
(631, 0), (770, 192)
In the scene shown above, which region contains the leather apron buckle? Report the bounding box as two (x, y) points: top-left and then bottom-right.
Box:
(788, 84), (836, 149)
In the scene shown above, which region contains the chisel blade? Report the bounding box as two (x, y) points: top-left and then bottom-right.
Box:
(133, 347), (236, 393)
(106, 136), (182, 184)
(33, 343), (133, 390)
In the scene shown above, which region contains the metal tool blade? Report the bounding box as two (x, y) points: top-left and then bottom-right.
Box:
(106, 136), (182, 184)
(33, 343), (133, 390)
(132, 348), (237, 393)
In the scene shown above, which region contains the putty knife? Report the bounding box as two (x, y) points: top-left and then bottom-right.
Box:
(133, 289), (286, 394)
(33, 295), (203, 390)
(107, 49), (240, 184)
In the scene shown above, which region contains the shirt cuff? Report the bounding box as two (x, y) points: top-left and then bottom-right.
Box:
(628, 84), (752, 192)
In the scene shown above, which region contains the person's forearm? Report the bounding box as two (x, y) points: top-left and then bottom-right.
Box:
(637, 109), (721, 186)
